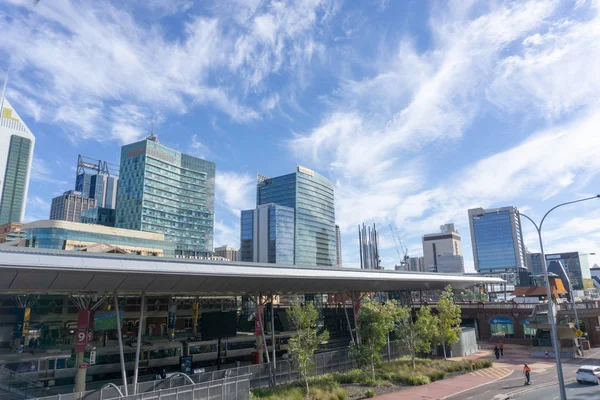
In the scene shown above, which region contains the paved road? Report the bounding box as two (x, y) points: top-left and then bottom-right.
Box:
(448, 348), (600, 400)
(512, 381), (600, 399)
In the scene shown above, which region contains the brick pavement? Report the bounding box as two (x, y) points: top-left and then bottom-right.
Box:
(373, 344), (551, 400)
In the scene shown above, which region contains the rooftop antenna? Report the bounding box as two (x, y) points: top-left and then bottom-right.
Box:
(147, 122), (160, 143)
(0, 69), (8, 119)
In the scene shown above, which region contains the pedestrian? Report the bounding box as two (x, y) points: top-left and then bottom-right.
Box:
(523, 363), (531, 385)
(494, 345), (500, 360)
(499, 341), (504, 357)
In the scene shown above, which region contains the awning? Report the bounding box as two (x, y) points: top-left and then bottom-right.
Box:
(0, 247), (504, 295)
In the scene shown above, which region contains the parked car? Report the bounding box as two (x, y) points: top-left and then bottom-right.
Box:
(576, 365), (600, 384)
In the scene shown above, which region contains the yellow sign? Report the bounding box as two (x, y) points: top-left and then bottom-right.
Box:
(576, 329), (584, 337)
(297, 165), (314, 176)
(1, 108), (18, 121)
(23, 308), (31, 335)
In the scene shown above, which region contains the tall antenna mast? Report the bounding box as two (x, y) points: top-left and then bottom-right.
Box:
(0, 69), (8, 119)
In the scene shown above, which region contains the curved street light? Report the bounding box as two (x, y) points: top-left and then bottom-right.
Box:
(517, 194), (600, 400)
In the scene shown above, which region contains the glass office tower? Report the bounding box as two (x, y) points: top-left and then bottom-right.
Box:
(468, 206), (526, 274)
(0, 99), (35, 225)
(75, 156), (119, 209)
(257, 166), (336, 267)
(240, 204), (294, 264)
(115, 132), (215, 257)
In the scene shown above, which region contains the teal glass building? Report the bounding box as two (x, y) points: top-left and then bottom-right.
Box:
(115, 133), (215, 257)
(240, 204), (294, 264)
(257, 166), (336, 267)
(0, 99), (35, 225)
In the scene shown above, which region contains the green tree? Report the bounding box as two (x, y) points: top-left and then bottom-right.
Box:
(287, 302), (330, 396)
(351, 298), (399, 379)
(396, 305), (437, 368)
(435, 285), (462, 359)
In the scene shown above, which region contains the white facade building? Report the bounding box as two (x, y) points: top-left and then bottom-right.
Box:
(422, 223), (462, 273)
(0, 99), (35, 225)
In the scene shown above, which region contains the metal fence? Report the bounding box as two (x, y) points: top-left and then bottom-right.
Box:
(31, 373), (252, 400)
(32, 341), (408, 400)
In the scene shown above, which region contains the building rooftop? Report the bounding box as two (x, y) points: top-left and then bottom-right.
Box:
(23, 220), (165, 241)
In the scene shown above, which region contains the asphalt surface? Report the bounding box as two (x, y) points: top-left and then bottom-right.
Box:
(512, 381), (600, 400)
(448, 348), (600, 400)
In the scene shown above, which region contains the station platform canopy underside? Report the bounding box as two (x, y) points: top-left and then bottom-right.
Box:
(0, 247), (504, 295)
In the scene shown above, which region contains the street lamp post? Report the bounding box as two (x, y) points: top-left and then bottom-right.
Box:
(565, 252), (596, 357)
(517, 195), (600, 400)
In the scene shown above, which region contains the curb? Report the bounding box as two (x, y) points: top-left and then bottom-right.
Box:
(442, 368), (514, 399)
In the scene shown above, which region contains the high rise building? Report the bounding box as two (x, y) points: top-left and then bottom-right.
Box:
(115, 131), (215, 257)
(436, 254), (465, 274)
(80, 206), (116, 227)
(335, 225), (342, 267)
(50, 190), (97, 222)
(75, 155), (119, 209)
(526, 251), (543, 274)
(468, 207), (526, 276)
(240, 203), (294, 264)
(545, 251), (592, 290)
(422, 223), (462, 272)
(403, 256), (425, 272)
(214, 245), (239, 261)
(0, 98), (35, 225)
(256, 166), (336, 267)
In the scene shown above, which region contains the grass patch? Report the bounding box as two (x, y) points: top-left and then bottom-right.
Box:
(252, 358), (491, 399)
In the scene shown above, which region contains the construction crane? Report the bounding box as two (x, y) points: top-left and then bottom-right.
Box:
(389, 224), (409, 270)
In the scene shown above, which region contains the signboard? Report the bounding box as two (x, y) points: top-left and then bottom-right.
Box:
(89, 350), (97, 365)
(168, 312), (177, 329)
(75, 330), (93, 353)
(490, 317), (514, 325)
(77, 311), (95, 330)
(93, 312), (123, 330)
(14, 308), (31, 339)
(297, 165), (314, 176)
(78, 364), (90, 369)
(575, 329), (584, 337)
(255, 305), (264, 336)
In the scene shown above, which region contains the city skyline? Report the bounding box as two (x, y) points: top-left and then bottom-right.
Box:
(1, 1), (600, 270)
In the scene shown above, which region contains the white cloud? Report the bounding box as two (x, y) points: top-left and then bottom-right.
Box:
(30, 158), (69, 186)
(0, 0), (335, 141)
(189, 134), (212, 160)
(213, 219), (241, 249)
(215, 171), (255, 217)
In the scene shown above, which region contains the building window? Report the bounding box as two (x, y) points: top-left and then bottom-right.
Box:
(490, 317), (514, 338)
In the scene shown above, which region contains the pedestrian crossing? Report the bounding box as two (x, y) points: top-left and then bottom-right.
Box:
(470, 367), (512, 380)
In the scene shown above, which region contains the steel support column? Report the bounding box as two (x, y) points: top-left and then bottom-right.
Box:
(133, 294), (145, 393)
(113, 293), (128, 395)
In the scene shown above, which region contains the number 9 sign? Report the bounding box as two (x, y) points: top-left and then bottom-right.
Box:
(75, 329), (92, 352)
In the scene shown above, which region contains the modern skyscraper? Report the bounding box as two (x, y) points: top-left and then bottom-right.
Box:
(0, 99), (35, 225)
(50, 190), (97, 222)
(80, 206), (116, 227)
(257, 166), (336, 267)
(240, 203), (294, 264)
(115, 131), (215, 257)
(468, 207), (526, 275)
(214, 245), (239, 261)
(436, 254), (465, 274)
(526, 251), (543, 274)
(422, 223), (462, 272)
(75, 155), (119, 209)
(335, 224), (342, 267)
(405, 256), (425, 272)
(545, 251), (592, 290)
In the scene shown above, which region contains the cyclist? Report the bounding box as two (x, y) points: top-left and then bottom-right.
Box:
(523, 363), (531, 385)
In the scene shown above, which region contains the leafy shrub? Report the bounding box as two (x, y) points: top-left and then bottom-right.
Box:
(426, 369), (446, 382)
(365, 389), (376, 398)
(360, 377), (378, 387)
(406, 375), (430, 385)
(333, 369), (363, 384)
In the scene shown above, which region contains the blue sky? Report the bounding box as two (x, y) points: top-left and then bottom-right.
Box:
(1, 0), (600, 271)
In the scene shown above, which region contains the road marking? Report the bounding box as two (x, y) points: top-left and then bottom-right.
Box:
(484, 390), (490, 393)
(443, 369), (514, 399)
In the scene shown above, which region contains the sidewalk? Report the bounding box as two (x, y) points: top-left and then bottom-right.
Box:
(373, 344), (543, 400)
(373, 366), (513, 400)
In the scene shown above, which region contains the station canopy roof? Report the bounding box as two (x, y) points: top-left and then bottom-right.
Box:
(0, 247), (504, 295)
